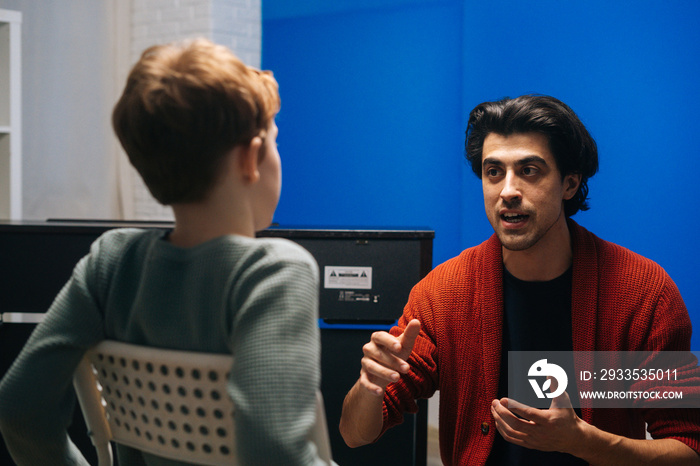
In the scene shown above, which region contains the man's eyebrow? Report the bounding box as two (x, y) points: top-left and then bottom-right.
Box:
(482, 155), (548, 168)
(482, 157), (503, 168)
(516, 155), (548, 166)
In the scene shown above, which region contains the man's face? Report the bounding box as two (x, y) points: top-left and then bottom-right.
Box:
(481, 132), (580, 252)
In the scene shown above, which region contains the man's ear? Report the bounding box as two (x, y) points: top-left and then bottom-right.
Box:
(237, 136), (263, 184)
(562, 173), (581, 200)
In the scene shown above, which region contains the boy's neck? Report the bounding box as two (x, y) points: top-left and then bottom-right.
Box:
(166, 144), (272, 248)
(168, 198), (255, 248)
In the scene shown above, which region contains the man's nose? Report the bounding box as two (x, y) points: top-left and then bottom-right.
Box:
(500, 172), (522, 202)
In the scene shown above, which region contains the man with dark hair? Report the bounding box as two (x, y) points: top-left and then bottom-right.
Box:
(339, 94), (700, 464)
(465, 95), (598, 217)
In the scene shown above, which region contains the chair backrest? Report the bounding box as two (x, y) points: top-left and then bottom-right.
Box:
(73, 340), (333, 466)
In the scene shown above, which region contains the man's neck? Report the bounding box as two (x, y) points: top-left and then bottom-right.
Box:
(502, 217), (573, 281)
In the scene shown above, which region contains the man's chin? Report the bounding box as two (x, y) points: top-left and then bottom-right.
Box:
(497, 231), (537, 252)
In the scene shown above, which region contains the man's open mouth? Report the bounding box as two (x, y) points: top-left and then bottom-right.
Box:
(501, 212), (529, 223)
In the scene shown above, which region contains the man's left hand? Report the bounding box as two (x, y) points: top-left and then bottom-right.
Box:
(490, 389), (585, 455)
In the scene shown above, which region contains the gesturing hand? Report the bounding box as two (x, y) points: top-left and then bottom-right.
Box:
(359, 319), (421, 397)
(490, 387), (585, 455)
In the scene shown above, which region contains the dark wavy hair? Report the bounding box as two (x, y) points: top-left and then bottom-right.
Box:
(465, 94), (598, 217)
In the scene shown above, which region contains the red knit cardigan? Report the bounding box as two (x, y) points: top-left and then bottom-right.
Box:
(382, 220), (700, 465)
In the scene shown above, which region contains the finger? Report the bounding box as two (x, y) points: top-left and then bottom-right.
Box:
(492, 418), (526, 446)
(502, 397), (529, 412)
(359, 368), (387, 397)
(493, 399), (532, 423)
(397, 319), (421, 359)
(362, 340), (410, 374)
(550, 389), (573, 410)
(500, 398), (543, 424)
(491, 401), (530, 445)
(361, 356), (402, 386)
(369, 330), (403, 353)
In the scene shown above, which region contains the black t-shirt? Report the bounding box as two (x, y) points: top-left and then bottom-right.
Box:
(486, 266), (587, 466)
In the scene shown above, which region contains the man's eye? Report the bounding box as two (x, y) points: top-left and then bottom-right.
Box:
(485, 168), (500, 177)
(522, 166), (538, 176)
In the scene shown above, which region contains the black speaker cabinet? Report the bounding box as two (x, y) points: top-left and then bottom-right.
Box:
(0, 221), (433, 466)
(258, 227), (434, 466)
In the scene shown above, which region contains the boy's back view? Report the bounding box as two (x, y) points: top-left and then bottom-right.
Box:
(0, 38), (326, 465)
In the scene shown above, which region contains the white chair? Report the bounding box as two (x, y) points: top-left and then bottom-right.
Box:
(73, 340), (334, 466)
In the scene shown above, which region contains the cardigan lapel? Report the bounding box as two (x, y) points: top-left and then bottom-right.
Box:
(568, 219), (599, 352)
(568, 219), (599, 422)
(480, 234), (505, 400)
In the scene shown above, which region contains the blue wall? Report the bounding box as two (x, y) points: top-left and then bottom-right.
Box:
(262, 0), (700, 348)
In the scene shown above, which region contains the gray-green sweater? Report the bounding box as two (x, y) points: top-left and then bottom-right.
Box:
(0, 229), (325, 465)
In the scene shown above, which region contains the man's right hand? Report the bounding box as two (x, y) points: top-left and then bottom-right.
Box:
(340, 318), (422, 447)
(359, 319), (421, 397)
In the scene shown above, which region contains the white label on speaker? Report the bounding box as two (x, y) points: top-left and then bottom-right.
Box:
(324, 266), (372, 289)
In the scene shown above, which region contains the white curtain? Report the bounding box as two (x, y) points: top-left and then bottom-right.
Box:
(0, 0), (260, 221)
(0, 0), (126, 220)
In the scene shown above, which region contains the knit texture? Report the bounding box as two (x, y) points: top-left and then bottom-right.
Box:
(382, 220), (700, 465)
(0, 229), (325, 466)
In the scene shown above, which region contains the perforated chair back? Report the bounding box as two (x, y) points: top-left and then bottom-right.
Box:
(73, 340), (333, 466)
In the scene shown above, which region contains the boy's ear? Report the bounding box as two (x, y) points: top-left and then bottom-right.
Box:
(237, 136), (263, 184)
